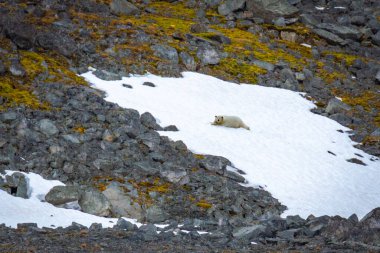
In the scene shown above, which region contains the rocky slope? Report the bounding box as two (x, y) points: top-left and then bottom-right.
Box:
(0, 0), (379, 251)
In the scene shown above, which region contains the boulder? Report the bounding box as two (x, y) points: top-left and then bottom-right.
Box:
(218, 0), (246, 15)
(78, 188), (111, 216)
(313, 28), (346, 45)
(102, 182), (144, 219)
(38, 119), (59, 136)
(325, 98), (351, 115)
(145, 205), (169, 223)
(199, 155), (231, 175)
(5, 172), (28, 198)
(180, 52), (196, 71)
(140, 112), (162, 131)
(317, 23), (362, 41)
(110, 0), (140, 16)
(45, 185), (81, 205)
(197, 46), (220, 65)
(246, 0), (299, 19)
(93, 69), (122, 81)
(151, 44), (179, 64)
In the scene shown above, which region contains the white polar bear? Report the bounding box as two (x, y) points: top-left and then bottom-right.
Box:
(212, 115), (250, 130)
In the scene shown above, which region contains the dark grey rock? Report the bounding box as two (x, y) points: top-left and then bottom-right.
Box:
(346, 158), (367, 166)
(325, 98), (351, 115)
(199, 155), (231, 175)
(197, 46), (220, 65)
(206, 34), (232, 44)
(93, 69), (122, 81)
(79, 189), (111, 216)
(139, 224), (158, 241)
(317, 23), (362, 41)
(180, 52), (196, 71)
(163, 125), (179, 131)
(115, 218), (137, 231)
(38, 119), (59, 136)
(151, 44), (179, 64)
(277, 228), (301, 240)
(5, 172), (28, 198)
(190, 23), (209, 33)
(286, 215), (306, 228)
(1, 112), (18, 123)
(252, 60), (274, 71)
(232, 225), (268, 240)
(160, 165), (189, 184)
(223, 170), (246, 183)
(313, 29), (346, 45)
(145, 205), (169, 223)
(140, 112), (162, 130)
(217, 0), (246, 15)
(122, 83), (133, 89)
(110, 0), (140, 16)
(300, 14), (319, 26)
(45, 185), (81, 205)
(372, 31), (380, 46)
(246, 0), (299, 18)
(142, 82), (156, 87)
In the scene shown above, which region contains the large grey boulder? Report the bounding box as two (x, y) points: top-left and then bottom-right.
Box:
(45, 185), (81, 205)
(160, 164), (189, 185)
(93, 69), (122, 81)
(78, 188), (111, 216)
(197, 46), (220, 65)
(5, 172), (28, 198)
(151, 44), (179, 64)
(110, 0), (140, 16)
(325, 98), (351, 115)
(313, 29), (346, 45)
(180, 52), (196, 71)
(246, 0), (299, 19)
(38, 119), (59, 136)
(102, 182), (144, 219)
(140, 112), (162, 131)
(199, 155), (231, 175)
(317, 23), (362, 41)
(372, 31), (380, 46)
(218, 0), (246, 15)
(145, 205), (169, 223)
(232, 225), (268, 240)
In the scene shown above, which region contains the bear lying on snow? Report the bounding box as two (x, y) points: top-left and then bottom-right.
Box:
(212, 115), (250, 130)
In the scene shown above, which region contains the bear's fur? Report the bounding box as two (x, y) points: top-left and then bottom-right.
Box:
(212, 115), (250, 130)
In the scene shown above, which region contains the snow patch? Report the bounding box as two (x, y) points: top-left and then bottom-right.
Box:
(82, 70), (380, 219)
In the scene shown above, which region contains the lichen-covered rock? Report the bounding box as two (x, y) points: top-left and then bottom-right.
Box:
(78, 188), (111, 217)
(45, 185), (81, 205)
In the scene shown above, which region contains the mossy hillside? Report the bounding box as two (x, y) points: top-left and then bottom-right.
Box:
(0, 49), (87, 110)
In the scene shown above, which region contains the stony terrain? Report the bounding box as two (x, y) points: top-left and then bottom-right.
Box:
(0, 0), (379, 252)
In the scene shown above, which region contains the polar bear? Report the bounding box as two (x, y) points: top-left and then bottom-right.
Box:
(212, 115), (250, 130)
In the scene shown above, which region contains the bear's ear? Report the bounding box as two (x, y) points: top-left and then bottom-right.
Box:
(215, 116), (217, 118)
(221, 116), (224, 120)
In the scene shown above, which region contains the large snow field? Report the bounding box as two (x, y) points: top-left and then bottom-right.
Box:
(82, 71), (380, 219)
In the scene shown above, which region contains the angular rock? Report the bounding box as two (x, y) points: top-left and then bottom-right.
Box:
(1, 112), (17, 123)
(145, 205), (169, 223)
(197, 46), (220, 65)
(102, 182), (143, 219)
(246, 0), (299, 19)
(280, 31), (297, 42)
(313, 29), (346, 45)
(116, 218), (137, 231)
(372, 31), (380, 46)
(180, 52), (196, 71)
(9, 59), (26, 77)
(160, 165), (189, 184)
(62, 134), (80, 144)
(151, 44), (179, 64)
(218, 0), (246, 15)
(375, 70), (380, 83)
(93, 69), (122, 81)
(140, 112), (162, 131)
(38, 119), (59, 136)
(110, 0), (140, 16)
(317, 23), (362, 41)
(252, 60), (274, 71)
(78, 189), (111, 216)
(45, 185), (81, 205)
(325, 98), (351, 115)
(5, 172), (28, 198)
(142, 82), (156, 87)
(232, 225), (268, 240)
(199, 155), (231, 174)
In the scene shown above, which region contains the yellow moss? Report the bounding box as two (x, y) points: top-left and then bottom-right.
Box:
(73, 125), (86, 134)
(322, 51), (363, 66)
(211, 58), (267, 84)
(196, 199), (212, 209)
(193, 154), (205, 160)
(341, 91), (379, 111)
(263, 23), (313, 37)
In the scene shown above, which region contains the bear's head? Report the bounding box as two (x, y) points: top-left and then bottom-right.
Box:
(214, 116), (224, 124)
